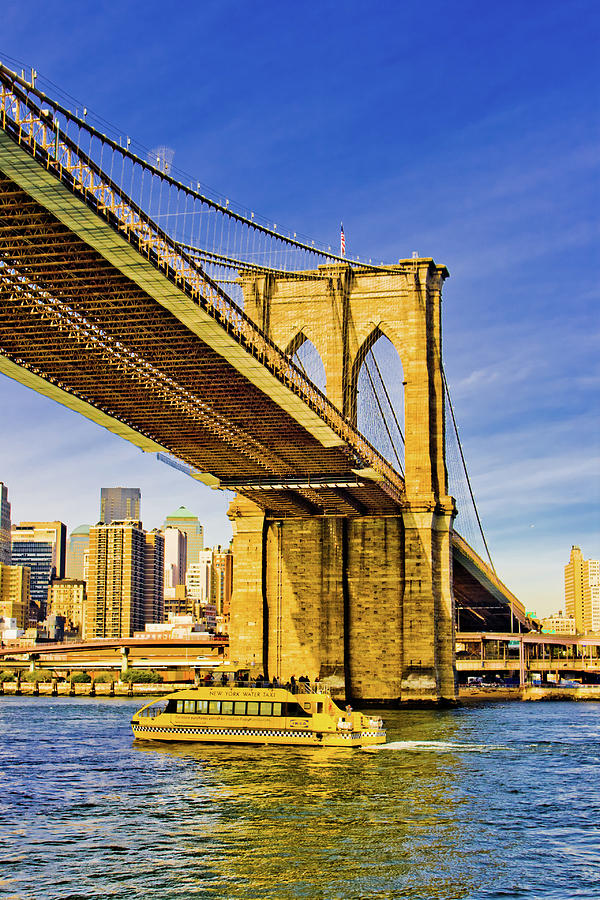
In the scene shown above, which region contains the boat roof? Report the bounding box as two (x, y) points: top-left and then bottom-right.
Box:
(159, 685), (333, 701)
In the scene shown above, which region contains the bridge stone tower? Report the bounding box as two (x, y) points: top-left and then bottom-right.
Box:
(228, 259), (457, 704)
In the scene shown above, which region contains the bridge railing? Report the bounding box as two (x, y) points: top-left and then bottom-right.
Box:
(0, 64), (405, 502)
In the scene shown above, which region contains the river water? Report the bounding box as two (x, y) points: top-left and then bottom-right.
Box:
(0, 697), (598, 900)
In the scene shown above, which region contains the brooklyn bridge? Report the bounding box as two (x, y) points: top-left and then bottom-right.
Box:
(0, 64), (530, 703)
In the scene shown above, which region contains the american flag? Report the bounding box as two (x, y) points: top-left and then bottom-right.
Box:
(340, 223), (346, 257)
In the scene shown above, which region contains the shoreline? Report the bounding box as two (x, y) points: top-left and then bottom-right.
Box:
(460, 685), (600, 703)
(2, 682), (600, 702)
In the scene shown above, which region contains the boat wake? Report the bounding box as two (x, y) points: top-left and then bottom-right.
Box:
(365, 739), (504, 753)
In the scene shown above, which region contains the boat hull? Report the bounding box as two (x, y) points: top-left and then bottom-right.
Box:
(132, 719), (386, 747)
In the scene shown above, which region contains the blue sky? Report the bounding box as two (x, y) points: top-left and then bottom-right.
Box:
(0, 0), (598, 615)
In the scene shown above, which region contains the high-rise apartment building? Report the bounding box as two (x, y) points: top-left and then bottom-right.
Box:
(0, 562), (30, 630)
(164, 507), (203, 566)
(565, 546), (600, 633)
(100, 488), (141, 524)
(66, 525), (90, 580)
(11, 521), (66, 620)
(0, 482), (11, 565)
(86, 520), (164, 638)
(144, 530), (165, 627)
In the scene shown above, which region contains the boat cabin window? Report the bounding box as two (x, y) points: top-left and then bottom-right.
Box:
(284, 701), (310, 717)
(171, 698), (287, 716)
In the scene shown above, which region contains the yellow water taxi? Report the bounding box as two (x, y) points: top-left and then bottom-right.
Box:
(131, 683), (386, 748)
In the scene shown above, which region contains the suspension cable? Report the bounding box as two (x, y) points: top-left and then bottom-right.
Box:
(441, 366), (495, 572)
(370, 345), (405, 446)
(292, 349), (309, 380)
(363, 354), (404, 475)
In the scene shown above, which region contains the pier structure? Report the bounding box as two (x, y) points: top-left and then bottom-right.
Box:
(456, 631), (600, 686)
(229, 262), (457, 702)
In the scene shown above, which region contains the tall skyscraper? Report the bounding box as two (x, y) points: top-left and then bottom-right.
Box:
(66, 525), (90, 580)
(0, 482), (11, 565)
(11, 521), (66, 620)
(163, 526), (187, 592)
(86, 520), (164, 638)
(565, 545), (600, 633)
(100, 487), (141, 524)
(164, 507), (203, 566)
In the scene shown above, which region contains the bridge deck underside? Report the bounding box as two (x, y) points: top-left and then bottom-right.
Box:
(453, 559), (516, 631)
(0, 174), (400, 517)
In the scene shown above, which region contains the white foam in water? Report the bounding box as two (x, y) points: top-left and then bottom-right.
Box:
(366, 740), (503, 752)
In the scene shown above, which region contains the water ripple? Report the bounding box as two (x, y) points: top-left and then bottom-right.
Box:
(1, 697), (599, 898)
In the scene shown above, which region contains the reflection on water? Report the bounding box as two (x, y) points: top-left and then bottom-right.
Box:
(1, 698), (599, 899)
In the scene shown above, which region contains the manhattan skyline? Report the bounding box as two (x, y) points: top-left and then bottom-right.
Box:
(0, 0), (598, 617)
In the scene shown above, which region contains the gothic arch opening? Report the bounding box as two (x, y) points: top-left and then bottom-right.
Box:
(285, 331), (327, 396)
(352, 329), (405, 474)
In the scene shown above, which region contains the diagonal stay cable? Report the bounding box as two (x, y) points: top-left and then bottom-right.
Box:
(363, 354), (404, 475)
(370, 345), (405, 446)
(441, 365), (496, 573)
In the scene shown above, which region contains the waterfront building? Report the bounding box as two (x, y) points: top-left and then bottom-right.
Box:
(0, 562), (30, 630)
(86, 520), (164, 638)
(540, 611), (577, 635)
(135, 614), (211, 640)
(11, 521), (66, 620)
(0, 615), (23, 640)
(0, 481), (11, 565)
(163, 526), (187, 593)
(66, 525), (90, 580)
(164, 506), (203, 566)
(47, 578), (86, 636)
(100, 487), (141, 524)
(565, 546), (600, 633)
(211, 545), (233, 615)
